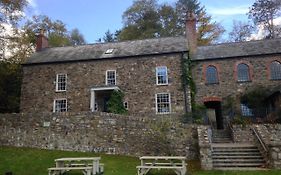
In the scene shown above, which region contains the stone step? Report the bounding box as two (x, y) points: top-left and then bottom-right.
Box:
(213, 167), (268, 170)
(213, 155), (263, 159)
(212, 152), (261, 156)
(213, 149), (260, 152)
(213, 162), (264, 167)
(213, 159), (265, 163)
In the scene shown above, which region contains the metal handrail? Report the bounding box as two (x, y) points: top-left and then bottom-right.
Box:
(251, 127), (268, 153)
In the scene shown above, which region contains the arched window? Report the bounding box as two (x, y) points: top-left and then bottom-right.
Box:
(237, 63), (250, 82)
(270, 61), (281, 80)
(206, 65), (218, 84)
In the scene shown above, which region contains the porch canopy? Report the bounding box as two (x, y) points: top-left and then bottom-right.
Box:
(90, 86), (120, 112)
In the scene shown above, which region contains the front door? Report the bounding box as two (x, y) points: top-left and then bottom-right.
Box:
(103, 97), (110, 112)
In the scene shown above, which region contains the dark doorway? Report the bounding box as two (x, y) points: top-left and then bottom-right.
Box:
(103, 97), (110, 112)
(204, 101), (223, 129)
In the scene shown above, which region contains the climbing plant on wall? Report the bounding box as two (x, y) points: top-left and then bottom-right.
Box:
(107, 90), (127, 115)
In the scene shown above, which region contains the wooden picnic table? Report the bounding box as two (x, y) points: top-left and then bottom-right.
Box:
(137, 156), (187, 175)
(48, 157), (103, 175)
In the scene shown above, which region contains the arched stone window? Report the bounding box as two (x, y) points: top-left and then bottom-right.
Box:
(270, 61), (281, 80)
(237, 63), (250, 82)
(206, 65), (218, 84)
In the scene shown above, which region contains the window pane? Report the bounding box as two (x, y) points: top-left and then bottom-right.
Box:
(237, 63), (250, 82)
(206, 66), (218, 84)
(107, 70), (116, 85)
(240, 103), (253, 116)
(156, 93), (170, 114)
(270, 61), (281, 80)
(55, 99), (67, 112)
(156, 67), (168, 85)
(56, 74), (67, 91)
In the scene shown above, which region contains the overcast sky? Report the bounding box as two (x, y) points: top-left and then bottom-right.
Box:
(25, 0), (256, 43)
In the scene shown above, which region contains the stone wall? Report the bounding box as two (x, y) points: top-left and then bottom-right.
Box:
(192, 55), (281, 109)
(232, 125), (255, 143)
(197, 125), (212, 170)
(0, 112), (199, 159)
(253, 124), (281, 169)
(21, 53), (187, 116)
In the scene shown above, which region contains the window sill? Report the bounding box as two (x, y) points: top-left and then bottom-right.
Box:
(55, 90), (66, 92)
(237, 80), (251, 83)
(205, 83), (219, 85)
(156, 83), (169, 86)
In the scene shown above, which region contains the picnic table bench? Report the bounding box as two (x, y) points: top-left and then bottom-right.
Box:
(48, 157), (103, 175)
(136, 156), (187, 175)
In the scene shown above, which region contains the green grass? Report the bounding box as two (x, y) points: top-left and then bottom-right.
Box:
(0, 146), (280, 175)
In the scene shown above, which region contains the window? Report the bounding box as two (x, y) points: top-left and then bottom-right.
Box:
(94, 103), (98, 111)
(206, 65), (218, 84)
(53, 99), (67, 112)
(106, 70), (116, 85)
(156, 93), (171, 114)
(123, 101), (128, 110)
(105, 49), (114, 54)
(270, 61), (281, 80)
(237, 63), (250, 82)
(56, 74), (67, 91)
(156, 66), (168, 85)
(240, 103), (253, 116)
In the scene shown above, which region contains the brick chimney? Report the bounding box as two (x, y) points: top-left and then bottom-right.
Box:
(36, 29), (48, 51)
(186, 12), (197, 56)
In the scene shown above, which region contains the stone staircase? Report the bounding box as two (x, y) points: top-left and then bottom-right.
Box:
(212, 129), (232, 143)
(211, 129), (266, 170)
(212, 143), (266, 170)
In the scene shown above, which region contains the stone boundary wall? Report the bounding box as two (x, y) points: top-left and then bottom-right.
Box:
(253, 124), (281, 169)
(0, 112), (199, 159)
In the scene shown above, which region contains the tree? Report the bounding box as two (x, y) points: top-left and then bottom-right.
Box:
(118, 0), (161, 41)
(23, 15), (71, 47)
(69, 28), (86, 45)
(117, 0), (224, 45)
(0, 0), (28, 60)
(228, 20), (255, 42)
(175, 0), (225, 45)
(0, 61), (22, 113)
(248, 0), (281, 39)
(103, 30), (118, 42)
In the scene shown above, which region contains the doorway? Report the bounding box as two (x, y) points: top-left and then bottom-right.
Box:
(204, 101), (223, 129)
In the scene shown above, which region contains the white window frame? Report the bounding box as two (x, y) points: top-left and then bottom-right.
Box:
(53, 98), (67, 113)
(123, 101), (128, 110)
(106, 70), (116, 85)
(55, 74), (67, 92)
(156, 66), (168, 85)
(155, 93), (171, 114)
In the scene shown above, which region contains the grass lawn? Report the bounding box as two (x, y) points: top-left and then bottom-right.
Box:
(0, 146), (280, 175)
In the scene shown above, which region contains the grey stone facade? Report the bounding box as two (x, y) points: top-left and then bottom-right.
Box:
(21, 53), (186, 115)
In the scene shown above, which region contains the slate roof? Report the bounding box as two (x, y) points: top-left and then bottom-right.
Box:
(194, 38), (281, 60)
(25, 36), (281, 65)
(25, 37), (188, 64)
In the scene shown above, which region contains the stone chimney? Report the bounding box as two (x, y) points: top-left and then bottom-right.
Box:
(186, 12), (197, 56)
(36, 29), (48, 51)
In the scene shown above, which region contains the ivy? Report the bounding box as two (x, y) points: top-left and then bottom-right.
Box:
(181, 53), (197, 111)
(107, 90), (127, 115)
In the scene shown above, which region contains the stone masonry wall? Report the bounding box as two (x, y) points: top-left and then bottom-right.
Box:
(0, 112), (199, 159)
(192, 55), (281, 107)
(232, 125), (255, 143)
(21, 53), (186, 116)
(253, 124), (281, 169)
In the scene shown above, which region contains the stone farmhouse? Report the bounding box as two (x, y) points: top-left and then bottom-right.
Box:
(20, 16), (281, 129)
